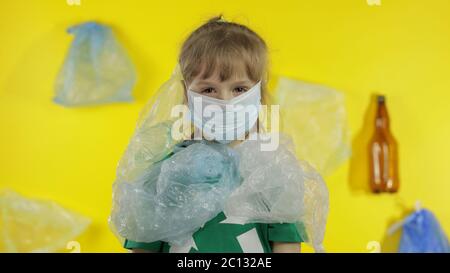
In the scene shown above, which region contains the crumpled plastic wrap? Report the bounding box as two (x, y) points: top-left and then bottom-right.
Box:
(54, 21), (136, 106)
(115, 66), (187, 184)
(109, 67), (329, 252)
(398, 209), (450, 253)
(137, 67), (186, 127)
(276, 77), (351, 175)
(109, 66), (188, 246)
(116, 120), (178, 183)
(0, 190), (90, 253)
(111, 132), (329, 251)
(224, 134), (329, 252)
(110, 141), (241, 246)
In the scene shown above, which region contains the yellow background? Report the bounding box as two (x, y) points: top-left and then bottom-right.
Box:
(1, 0), (449, 252)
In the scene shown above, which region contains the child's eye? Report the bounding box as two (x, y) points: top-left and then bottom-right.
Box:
(234, 87), (248, 93)
(201, 88), (215, 94)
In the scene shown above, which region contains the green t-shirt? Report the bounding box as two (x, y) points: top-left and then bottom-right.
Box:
(124, 212), (302, 253)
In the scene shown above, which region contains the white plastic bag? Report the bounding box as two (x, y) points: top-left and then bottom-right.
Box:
(276, 77), (351, 175)
(0, 190), (90, 253)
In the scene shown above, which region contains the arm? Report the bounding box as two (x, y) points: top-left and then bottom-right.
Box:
(267, 223), (303, 253)
(272, 242), (301, 253)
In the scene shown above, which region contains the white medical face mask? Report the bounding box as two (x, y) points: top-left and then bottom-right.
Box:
(187, 81), (261, 144)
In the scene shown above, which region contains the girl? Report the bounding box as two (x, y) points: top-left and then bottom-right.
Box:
(110, 16), (327, 253)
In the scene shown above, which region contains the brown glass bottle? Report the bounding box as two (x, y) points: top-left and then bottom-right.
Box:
(369, 96), (399, 193)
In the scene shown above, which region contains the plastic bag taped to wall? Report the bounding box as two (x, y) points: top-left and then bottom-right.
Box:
(0, 190), (90, 253)
(398, 209), (450, 253)
(54, 21), (136, 106)
(276, 77), (351, 176)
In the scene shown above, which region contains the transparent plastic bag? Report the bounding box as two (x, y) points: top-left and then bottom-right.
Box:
(276, 77), (351, 175)
(224, 134), (329, 252)
(0, 190), (90, 253)
(136, 65), (186, 129)
(110, 141), (240, 246)
(398, 209), (450, 253)
(54, 21), (136, 106)
(115, 66), (187, 183)
(116, 120), (178, 182)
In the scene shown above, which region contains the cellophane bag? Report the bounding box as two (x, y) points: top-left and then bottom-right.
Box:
(0, 190), (90, 253)
(276, 77), (351, 175)
(54, 21), (136, 106)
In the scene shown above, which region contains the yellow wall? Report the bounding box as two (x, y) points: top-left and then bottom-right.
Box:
(1, 0), (449, 252)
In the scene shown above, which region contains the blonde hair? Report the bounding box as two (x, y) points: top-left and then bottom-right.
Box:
(179, 15), (269, 104)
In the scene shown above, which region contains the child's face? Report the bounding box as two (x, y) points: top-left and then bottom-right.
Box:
(186, 69), (257, 101)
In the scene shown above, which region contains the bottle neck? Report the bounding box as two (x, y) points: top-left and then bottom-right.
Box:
(375, 101), (390, 129)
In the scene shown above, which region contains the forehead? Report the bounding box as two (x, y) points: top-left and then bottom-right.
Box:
(191, 59), (252, 84)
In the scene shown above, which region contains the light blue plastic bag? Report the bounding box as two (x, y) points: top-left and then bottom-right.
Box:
(399, 209), (450, 253)
(54, 22), (136, 106)
(110, 140), (241, 247)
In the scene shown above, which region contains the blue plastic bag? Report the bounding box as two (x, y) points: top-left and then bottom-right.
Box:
(399, 209), (450, 253)
(54, 22), (136, 106)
